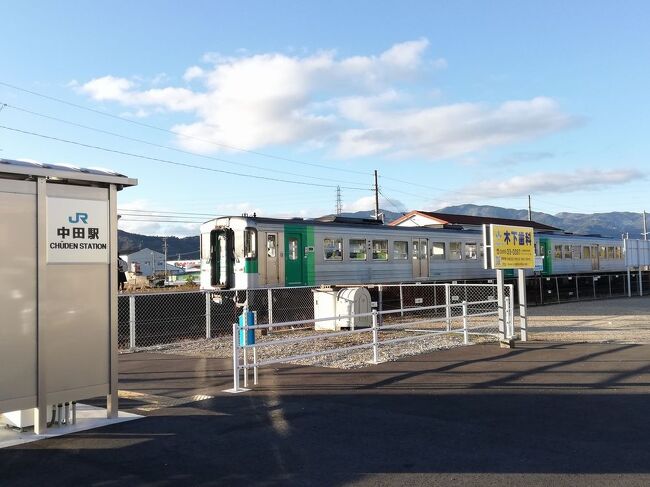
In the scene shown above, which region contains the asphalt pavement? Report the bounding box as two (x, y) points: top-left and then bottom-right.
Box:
(1, 341), (649, 486)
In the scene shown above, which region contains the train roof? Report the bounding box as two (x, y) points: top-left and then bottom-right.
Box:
(203, 215), (561, 236)
(202, 215), (622, 241)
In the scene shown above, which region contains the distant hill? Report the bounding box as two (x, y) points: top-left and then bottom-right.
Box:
(119, 205), (646, 255)
(437, 204), (646, 238)
(118, 230), (200, 258)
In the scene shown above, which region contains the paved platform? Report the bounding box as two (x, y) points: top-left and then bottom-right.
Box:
(1, 342), (649, 486)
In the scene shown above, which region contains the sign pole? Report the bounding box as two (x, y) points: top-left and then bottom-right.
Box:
(496, 269), (508, 345)
(518, 268), (528, 341)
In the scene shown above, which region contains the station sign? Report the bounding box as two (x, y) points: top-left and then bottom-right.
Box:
(47, 197), (109, 264)
(483, 224), (535, 270)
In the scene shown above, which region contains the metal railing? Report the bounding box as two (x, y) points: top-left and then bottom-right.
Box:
(118, 283), (513, 351)
(227, 291), (514, 392)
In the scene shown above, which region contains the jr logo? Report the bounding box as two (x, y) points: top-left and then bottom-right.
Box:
(68, 212), (89, 224)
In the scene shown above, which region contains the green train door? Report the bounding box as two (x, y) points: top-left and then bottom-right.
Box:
(285, 232), (304, 286)
(539, 237), (552, 275)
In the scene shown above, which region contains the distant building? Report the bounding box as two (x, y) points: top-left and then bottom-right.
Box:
(388, 211), (561, 232)
(166, 259), (200, 283)
(120, 248), (184, 277)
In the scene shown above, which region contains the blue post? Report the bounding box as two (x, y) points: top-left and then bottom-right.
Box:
(239, 311), (255, 346)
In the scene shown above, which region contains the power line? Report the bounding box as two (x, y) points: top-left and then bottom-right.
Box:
(118, 208), (218, 216)
(378, 188), (406, 215)
(3, 102), (364, 186)
(0, 124), (371, 191)
(119, 218), (204, 223)
(0, 80), (371, 176)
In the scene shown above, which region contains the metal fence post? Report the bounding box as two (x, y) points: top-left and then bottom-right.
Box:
(592, 276), (596, 298)
(503, 296), (512, 340)
(205, 292), (211, 339)
(233, 322), (239, 390)
(378, 285), (383, 326)
(608, 275), (612, 297)
(371, 309), (379, 364)
(445, 283), (451, 331)
(555, 277), (560, 303)
(267, 288), (273, 331)
(399, 283), (404, 317)
(243, 310), (248, 388)
(462, 301), (469, 345)
(129, 295), (136, 350)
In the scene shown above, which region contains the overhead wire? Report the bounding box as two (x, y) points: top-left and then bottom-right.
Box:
(377, 188), (407, 215)
(118, 208), (218, 217)
(2, 102), (367, 186)
(0, 124), (371, 191)
(0, 80), (372, 176)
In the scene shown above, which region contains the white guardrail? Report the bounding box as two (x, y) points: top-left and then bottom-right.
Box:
(226, 288), (515, 393)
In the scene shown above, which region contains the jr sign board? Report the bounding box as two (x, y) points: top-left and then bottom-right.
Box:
(483, 224), (535, 270)
(47, 197), (109, 264)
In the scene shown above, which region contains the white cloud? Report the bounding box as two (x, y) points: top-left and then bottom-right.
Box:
(343, 195), (406, 213)
(430, 168), (644, 208)
(335, 96), (576, 159)
(79, 75), (204, 112)
(77, 39), (575, 160)
(183, 66), (204, 82)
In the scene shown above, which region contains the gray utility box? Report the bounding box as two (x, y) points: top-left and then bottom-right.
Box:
(313, 286), (372, 331)
(0, 159), (136, 434)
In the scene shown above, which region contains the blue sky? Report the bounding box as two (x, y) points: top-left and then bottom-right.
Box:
(1, 1), (649, 236)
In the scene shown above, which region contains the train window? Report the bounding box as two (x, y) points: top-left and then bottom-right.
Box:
(267, 235), (277, 258)
(465, 243), (478, 260)
(572, 245), (581, 259)
(324, 238), (343, 261)
(412, 241), (419, 260)
(393, 241), (408, 260)
(244, 228), (257, 259)
(599, 246), (606, 258)
(449, 242), (462, 260)
(372, 240), (389, 260)
(349, 239), (367, 260)
(563, 245), (572, 259)
(288, 238), (299, 261)
(607, 246), (615, 259)
(583, 246), (591, 259)
(479, 243), (484, 258)
(615, 246), (622, 259)
(431, 242), (445, 260)
(554, 245), (562, 259)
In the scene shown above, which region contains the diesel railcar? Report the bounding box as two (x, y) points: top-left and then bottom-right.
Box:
(199, 215), (627, 290)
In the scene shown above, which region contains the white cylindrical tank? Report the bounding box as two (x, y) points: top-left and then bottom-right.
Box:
(336, 287), (371, 329)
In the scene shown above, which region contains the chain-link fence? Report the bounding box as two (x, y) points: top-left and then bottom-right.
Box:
(118, 283), (512, 351)
(513, 272), (649, 306)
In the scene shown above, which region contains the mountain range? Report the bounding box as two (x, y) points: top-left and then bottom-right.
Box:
(119, 205), (648, 255)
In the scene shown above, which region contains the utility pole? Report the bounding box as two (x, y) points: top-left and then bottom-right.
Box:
(374, 170), (380, 222)
(528, 195), (532, 221)
(163, 237), (168, 282)
(336, 186), (342, 215)
(643, 210), (648, 240)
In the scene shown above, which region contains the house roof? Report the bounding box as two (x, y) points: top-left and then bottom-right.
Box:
(388, 210), (561, 231)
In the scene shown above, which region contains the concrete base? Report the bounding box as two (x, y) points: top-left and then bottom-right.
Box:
(500, 339), (516, 348)
(223, 388), (251, 394)
(0, 403), (141, 449)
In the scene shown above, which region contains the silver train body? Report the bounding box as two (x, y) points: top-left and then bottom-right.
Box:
(199, 215), (628, 290)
